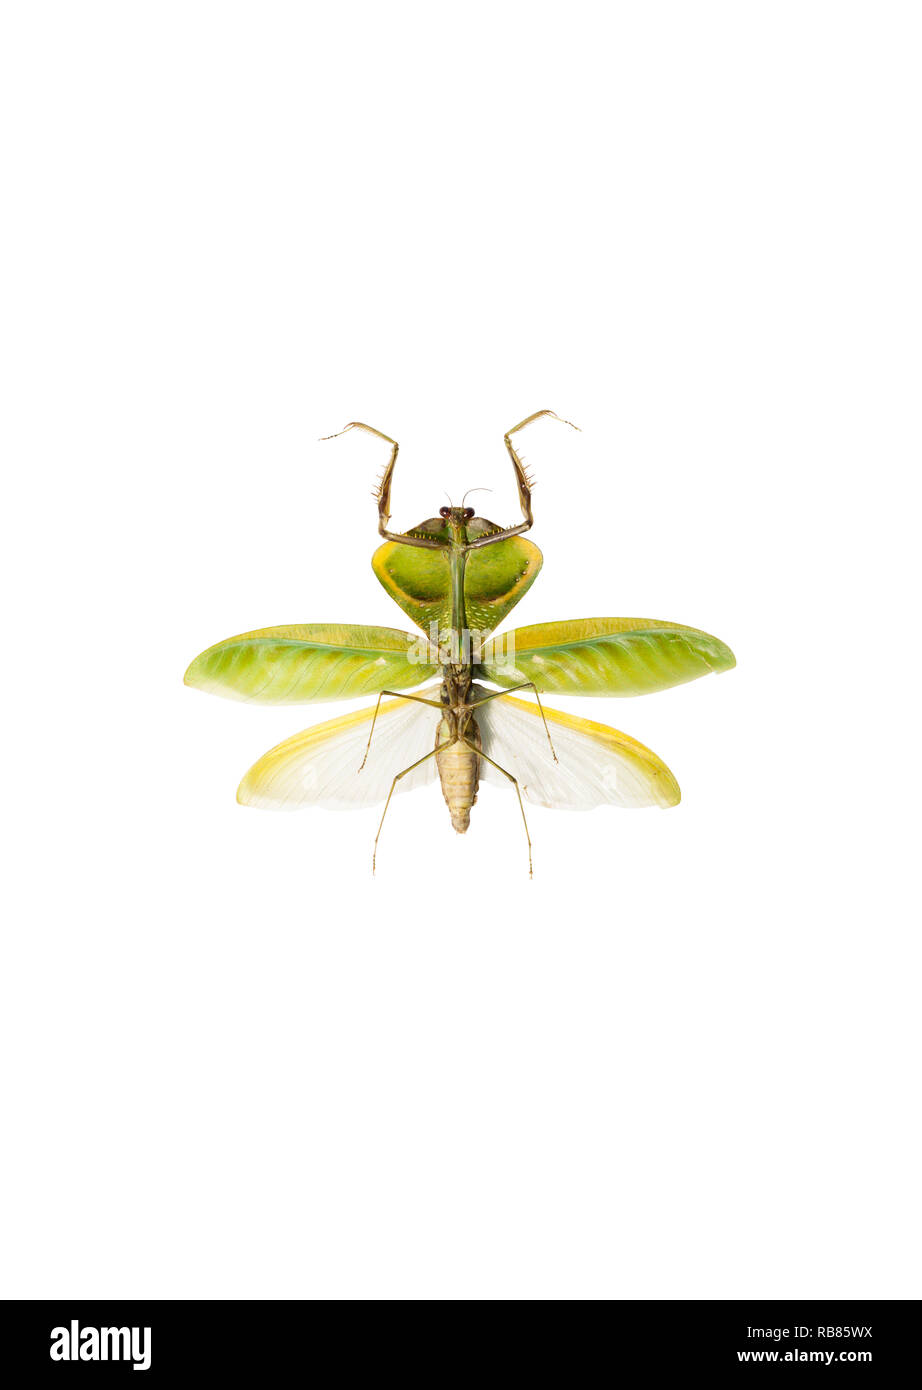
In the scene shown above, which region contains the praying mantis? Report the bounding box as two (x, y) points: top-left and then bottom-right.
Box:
(184, 411), (735, 874)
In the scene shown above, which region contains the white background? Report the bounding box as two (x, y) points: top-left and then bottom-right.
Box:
(2, 2), (919, 1299)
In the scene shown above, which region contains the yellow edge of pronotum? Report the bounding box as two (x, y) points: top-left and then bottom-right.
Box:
(498, 693), (682, 808)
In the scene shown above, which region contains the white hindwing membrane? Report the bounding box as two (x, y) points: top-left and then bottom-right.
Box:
(237, 684), (442, 810)
(473, 686), (680, 810)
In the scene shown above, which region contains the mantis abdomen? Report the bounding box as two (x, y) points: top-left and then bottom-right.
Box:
(436, 715), (481, 834)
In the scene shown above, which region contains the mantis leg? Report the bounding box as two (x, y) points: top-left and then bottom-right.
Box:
(464, 409), (581, 550)
(467, 683), (558, 763)
(359, 689), (444, 771)
(373, 739), (452, 874)
(321, 421), (443, 550)
(461, 738), (534, 879)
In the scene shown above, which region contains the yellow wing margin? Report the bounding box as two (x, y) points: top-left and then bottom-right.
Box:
(475, 689), (681, 809)
(237, 686), (441, 810)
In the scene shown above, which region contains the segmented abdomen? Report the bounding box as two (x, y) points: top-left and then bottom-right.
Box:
(436, 716), (481, 834)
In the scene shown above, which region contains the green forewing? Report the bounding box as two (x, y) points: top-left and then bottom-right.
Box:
(372, 519), (542, 635)
(184, 623), (436, 703)
(479, 617), (735, 695)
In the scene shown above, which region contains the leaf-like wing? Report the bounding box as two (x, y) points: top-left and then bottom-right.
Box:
(238, 686), (442, 809)
(479, 617), (735, 696)
(475, 687), (680, 809)
(184, 623), (437, 703)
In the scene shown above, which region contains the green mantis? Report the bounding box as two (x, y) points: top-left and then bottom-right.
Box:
(185, 411), (735, 874)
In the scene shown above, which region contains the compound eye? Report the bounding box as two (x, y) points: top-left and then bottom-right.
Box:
(439, 506), (451, 518)
(463, 507), (475, 519)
